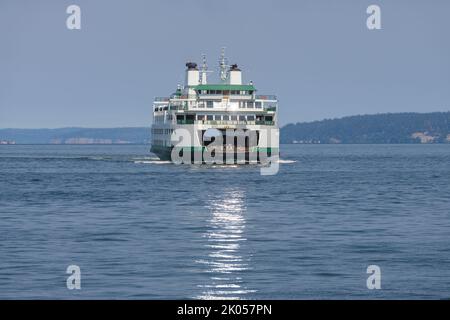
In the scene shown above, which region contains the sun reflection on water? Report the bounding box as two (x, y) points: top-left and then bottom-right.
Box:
(195, 189), (255, 300)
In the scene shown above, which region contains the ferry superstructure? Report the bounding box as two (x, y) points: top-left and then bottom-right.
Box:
(151, 51), (279, 164)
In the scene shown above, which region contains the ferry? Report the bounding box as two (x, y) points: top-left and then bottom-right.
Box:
(150, 50), (279, 164)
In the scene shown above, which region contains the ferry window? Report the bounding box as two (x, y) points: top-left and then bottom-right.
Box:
(247, 102), (254, 108)
(177, 115), (184, 121)
(207, 115), (213, 121)
(239, 101), (245, 109)
(207, 101), (213, 108)
(239, 115), (246, 121)
(255, 102), (262, 108)
(214, 115), (221, 120)
(223, 115), (229, 121)
(265, 116), (273, 121)
(231, 115), (238, 121)
(247, 115), (255, 121)
(197, 114), (205, 120)
(249, 91), (253, 94)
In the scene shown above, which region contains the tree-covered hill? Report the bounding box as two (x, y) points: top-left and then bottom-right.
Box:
(281, 112), (450, 144)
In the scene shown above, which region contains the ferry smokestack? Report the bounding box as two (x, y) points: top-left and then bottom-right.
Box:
(185, 62), (199, 95)
(185, 62), (199, 86)
(229, 64), (242, 85)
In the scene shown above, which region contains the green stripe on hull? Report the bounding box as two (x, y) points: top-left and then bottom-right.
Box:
(150, 146), (207, 161)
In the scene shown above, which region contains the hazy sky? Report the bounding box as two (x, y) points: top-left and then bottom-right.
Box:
(1, 0), (449, 128)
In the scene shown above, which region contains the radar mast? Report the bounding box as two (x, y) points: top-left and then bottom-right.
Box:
(219, 47), (229, 83)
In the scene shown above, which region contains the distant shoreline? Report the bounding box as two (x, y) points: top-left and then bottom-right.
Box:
(0, 143), (150, 146)
(1, 143), (449, 147)
(1, 112), (450, 144)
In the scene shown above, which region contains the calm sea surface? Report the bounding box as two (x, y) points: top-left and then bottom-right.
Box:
(0, 144), (449, 299)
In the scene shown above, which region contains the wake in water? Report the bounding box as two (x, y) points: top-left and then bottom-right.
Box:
(278, 159), (296, 164)
(133, 160), (172, 164)
(132, 156), (172, 164)
(132, 157), (297, 166)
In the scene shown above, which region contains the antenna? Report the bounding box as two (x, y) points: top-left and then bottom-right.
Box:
(201, 53), (208, 72)
(219, 47), (229, 83)
(200, 53), (212, 84)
